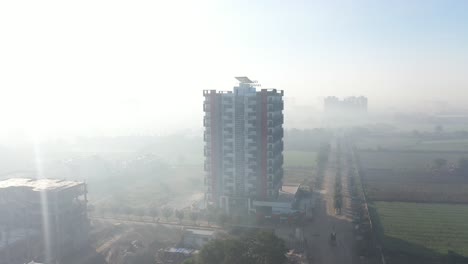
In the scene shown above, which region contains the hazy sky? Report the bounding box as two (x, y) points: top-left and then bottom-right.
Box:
(1, 0), (468, 139)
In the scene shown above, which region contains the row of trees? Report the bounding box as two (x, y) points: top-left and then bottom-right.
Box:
(183, 231), (288, 264)
(93, 204), (245, 227)
(94, 206), (199, 223)
(334, 141), (343, 213)
(315, 142), (331, 188)
(431, 157), (468, 177)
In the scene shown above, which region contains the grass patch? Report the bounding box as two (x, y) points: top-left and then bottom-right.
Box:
(412, 139), (468, 152)
(283, 150), (317, 168)
(358, 151), (467, 170)
(372, 201), (468, 257)
(355, 137), (420, 150)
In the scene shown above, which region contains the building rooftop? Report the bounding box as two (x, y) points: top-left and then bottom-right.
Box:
(184, 228), (215, 237)
(0, 178), (84, 192)
(281, 184), (300, 195)
(235, 76), (254, 83)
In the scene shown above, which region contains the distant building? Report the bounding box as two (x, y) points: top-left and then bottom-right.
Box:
(0, 178), (89, 264)
(324, 96), (368, 115)
(203, 77), (284, 213)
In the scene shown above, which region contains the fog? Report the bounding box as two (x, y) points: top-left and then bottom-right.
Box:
(1, 1), (468, 141)
(1, 2), (468, 263)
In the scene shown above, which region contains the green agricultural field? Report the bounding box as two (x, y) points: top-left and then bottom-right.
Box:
(411, 139), (468, 152)
(355, 137), (421, 150)
(283, 150), (317, 168)
(282, 150), (316, 184)
(355, 136), (468, 152)
(372, 202), (468, 257)
(358, 151), (468, 170)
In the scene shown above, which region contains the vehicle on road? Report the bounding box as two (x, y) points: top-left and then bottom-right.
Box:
(329, 232), (337, 246)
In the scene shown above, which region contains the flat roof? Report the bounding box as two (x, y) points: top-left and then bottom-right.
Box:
(0, 178), (84, 192)
(281, 184), (300, 195)
(253, 200), (291, 208)
(185, 228), (215, 236)
(235, 76), (254, 83)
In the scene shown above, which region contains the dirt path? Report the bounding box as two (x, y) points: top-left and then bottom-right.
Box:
(306, 141), (358, 264)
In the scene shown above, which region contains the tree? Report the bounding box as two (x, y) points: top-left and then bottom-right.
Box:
(87, 204), (95, 214)
(182, 258), (196, 264)
(435, 124), (444, 134)
(432, 158), (448, 172)
(137, 207), (145, 221)
(100, 207), (109, 217)
(197, 238), (251, 264)
(197, 239), (226, 264)
(175, 209), (185, 223)
(217, 214), (229, 227)
(249, 231), (288, 264)
(149, 207), (159, 222)
(124, 207), (134, 220)
(129, 250), (155, 264)
(190, 211), (199, 224)
(194, 231), (287, 264)
(110, 205), (121, 216)
(204, 206), (217, 225)
(223, 239), (252, 264)
(162, 207), (173, 221)
(458, 158), (468, 177)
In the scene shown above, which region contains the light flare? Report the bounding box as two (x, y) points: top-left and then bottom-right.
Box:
(32, 133), (53, 263)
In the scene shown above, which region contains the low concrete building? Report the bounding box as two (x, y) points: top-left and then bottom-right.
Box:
(181, 229), (216, 249)
(0, 178), (89, 264)
(249, 184), (311, 222)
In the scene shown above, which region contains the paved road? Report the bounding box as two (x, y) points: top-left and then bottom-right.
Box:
(306, 141), (358, 264)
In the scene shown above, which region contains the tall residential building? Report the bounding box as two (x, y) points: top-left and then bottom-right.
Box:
(203, 77), (284, 213)
(324, 96), (368, 114)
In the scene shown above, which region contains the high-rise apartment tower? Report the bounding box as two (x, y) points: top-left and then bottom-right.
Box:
(203, 77), (284, 213)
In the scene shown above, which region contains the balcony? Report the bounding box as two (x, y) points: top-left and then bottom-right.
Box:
(203, 103), (210, 112)
(204, 148), (211, 157)
(203, 118), (210, 127)
(203, 132), (210, 142)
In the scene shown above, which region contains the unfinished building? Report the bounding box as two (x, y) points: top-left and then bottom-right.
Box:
(0, 178), (89, 264)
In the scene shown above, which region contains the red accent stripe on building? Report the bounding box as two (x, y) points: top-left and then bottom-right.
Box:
(262, 92), (268, 199)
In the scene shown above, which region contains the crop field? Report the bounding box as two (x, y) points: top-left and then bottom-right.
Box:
(89, 165), (204, 210)
(357, 144), (468, 261)
(283, 150), (317, 168)
(355, 136), (420, 150)
(411, 139), (468, 152)
(355, 136), (468, 152)
(362, 169), (468, 203)
(393, 122), (468, 133)
(358, 150), (468, 170)
(283, 150), (316, 184)
(372, 202), (468, 257)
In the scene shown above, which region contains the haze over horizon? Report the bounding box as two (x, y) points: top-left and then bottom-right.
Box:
(1, 0), (468, 139)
